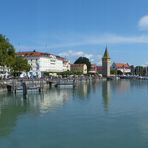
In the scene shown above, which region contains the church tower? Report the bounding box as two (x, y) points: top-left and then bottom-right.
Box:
(102, 47), (111, 77)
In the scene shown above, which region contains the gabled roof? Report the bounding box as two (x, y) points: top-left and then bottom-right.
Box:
(103, 47), (110, 59)
(16, 51), (50, 57)
(16, 51), (68, 61)
(114, 63), (130, 68)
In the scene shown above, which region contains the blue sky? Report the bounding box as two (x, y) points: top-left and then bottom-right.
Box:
(1, 0), (148, 66)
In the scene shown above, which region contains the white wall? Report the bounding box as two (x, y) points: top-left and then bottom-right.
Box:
(26, 55), (66, 77)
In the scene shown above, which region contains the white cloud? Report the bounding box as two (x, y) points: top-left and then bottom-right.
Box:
(138, 15), (148, 30)
(51, 34), (148, 48)
(59, 50), (102, 64)
(16, 33), (148, 52)
(59, 50), (93, 59)
(90, 59), (94, 62)
(144, 62), (148, 66)
(89, 34), (148, 44)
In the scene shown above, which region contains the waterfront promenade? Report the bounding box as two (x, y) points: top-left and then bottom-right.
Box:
(1, 75), (148, 93)
(0, 75), (102, 93)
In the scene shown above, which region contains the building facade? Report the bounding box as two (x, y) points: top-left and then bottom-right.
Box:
(112, 63), (131, 74)
(89, 64), (97, 74)
(17, 51), (70, 77)
(96, 66), (102, 73)
(70, 64), (87, 74)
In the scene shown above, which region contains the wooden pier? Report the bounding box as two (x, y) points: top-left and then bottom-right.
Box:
(55, 79), (75, 88)
(1, 76), (102, 94)
(6, 79), (44, 95)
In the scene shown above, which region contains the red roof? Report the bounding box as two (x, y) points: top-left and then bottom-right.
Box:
(17, 51), (50, 57)
(115, 63), (130, 69)
(17, 51), (67, 61)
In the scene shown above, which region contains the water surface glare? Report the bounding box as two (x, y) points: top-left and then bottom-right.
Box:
(0, 80), (148, 148)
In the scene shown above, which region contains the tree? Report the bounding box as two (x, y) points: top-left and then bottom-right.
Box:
(0, 34), (31, 77)
(0, 34), (15, 69)
(110, 69), (116, 75)
(130, 65), (135, 75)
(74, 57), (91, 72)
(135, 66), (145, 76)
(117, 70), (123, 75)
(12, 56), (31, 75)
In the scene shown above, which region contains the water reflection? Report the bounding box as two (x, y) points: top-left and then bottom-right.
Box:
(0, 88), (72, 137)
(72, 82), (91, 100)
(1, 79), (148, 138)
(102, 80), (131, 111)
(38, 89), (71, 113)
(102, 81), (111, 112)
(112, 80), (130, 94)
(101, 80), (148, 111)
(130, 79), (148, 89)
(72, 80), (100, 101)
(0, 94), (27, 137)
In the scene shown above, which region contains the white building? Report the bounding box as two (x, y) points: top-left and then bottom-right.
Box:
(17, 51), (70, 77)
(112, 63), (131, 74)
(56, 56), (71, 72)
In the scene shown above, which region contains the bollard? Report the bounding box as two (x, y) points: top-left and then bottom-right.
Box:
(22, 82), (27, 96)
(7, 85), (12, 93)
(49, 82), (52, 88)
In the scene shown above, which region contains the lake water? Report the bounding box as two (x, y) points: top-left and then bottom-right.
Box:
(0, 79), (148, 148)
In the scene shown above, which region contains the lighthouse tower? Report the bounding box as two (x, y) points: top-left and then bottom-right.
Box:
(102, 47), (111, 77)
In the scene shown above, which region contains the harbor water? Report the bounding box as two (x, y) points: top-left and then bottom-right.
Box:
(0, 79), (148, 148)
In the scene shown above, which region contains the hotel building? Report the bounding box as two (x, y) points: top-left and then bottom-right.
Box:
(17, 51), (70, 77)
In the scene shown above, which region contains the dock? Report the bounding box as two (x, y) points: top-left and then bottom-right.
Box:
(6, 79), (44, 94)
(55, 79), (75, 88)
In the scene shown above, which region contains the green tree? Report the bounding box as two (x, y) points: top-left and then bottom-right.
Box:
(117, 70), (123, 75)
(110, 69), (116, 75)
(0, 34), (31, 77)
(130, 65), (135, 75)
(74, 57), (91, 72)
(12, 56), (31, 75)
(135, 66), (145, 76)
(0, 34), (15, 68)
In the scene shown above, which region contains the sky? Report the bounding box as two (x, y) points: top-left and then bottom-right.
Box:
(0, 0), (148, 66)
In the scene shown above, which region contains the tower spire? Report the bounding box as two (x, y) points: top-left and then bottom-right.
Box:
(102, 46), (111, 77)
(103, 46), (110, 59)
